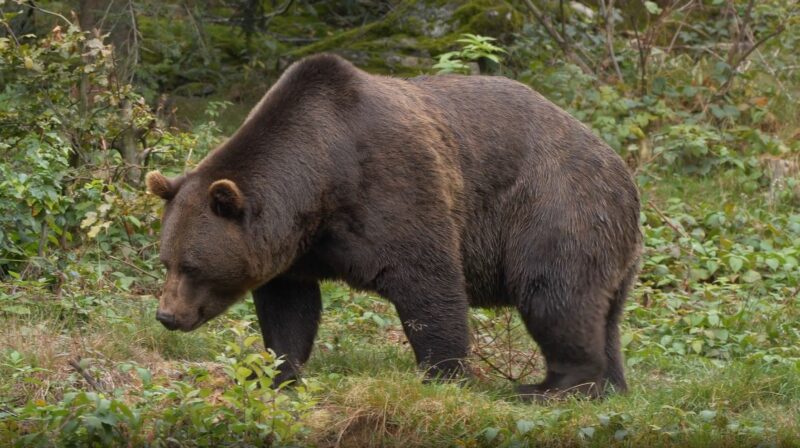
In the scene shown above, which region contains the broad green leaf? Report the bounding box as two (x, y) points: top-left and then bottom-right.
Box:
(516, 419), (535, 434)
(644, 1), (662, 14)
(728, 257), (744, 273)
(741, 270), (762, 283)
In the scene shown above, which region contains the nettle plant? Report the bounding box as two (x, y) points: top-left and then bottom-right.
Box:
(433, 33), (507, 75)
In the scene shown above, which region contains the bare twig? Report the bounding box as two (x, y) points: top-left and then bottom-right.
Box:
(473, 319), (509, 380)
(183, 1), (211, 64)
(629, 12), (647, 95)
(68, 358), (104, 392)
(718, 23), (787, 96)
(732, 25), (786, 68)
(520, 0), (595, 76)
(202, 0), (295, 30)
(37, 221), (48, 258)
(471, 310), (540, 382)
(95, 0), (117, 33)
(725, 0), (756, 67)
(1, 18), (21, 46)
(662, 1), (697, 60)
(665, 20), (685, 56)
(647, 200), (690, 240)
(599, 0), (623, 82)
(107, 254), (161, 279)
(754, 48), (793, 101)
(126, 0), (140, 85)
(647, 200), (697, 292)
(716, 0), (794, 96)
(262, 0), (295, 30)
(629, 0), (695, 95)
(28, 3), (73, 25)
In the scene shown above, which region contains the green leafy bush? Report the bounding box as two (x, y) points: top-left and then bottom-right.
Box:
(0, 21), (227, 311)
(0, 331), (320, 446)
(0, 26), (149, 272)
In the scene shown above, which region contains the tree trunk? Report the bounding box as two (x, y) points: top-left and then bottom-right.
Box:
(74, 0), (105, 168)
(120, 99), (141, 183)
(80, 0), (142, 184)
(109, 1), (141, 184)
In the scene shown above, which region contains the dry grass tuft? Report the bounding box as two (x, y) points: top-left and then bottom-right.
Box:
(0, 317), (230, 407)
(305, 375), (521, 447)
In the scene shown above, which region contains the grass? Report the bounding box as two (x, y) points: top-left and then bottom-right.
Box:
(2, 296), (798, 446)
(2, 172), (799, 446)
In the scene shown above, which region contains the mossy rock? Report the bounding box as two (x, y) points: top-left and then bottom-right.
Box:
(452, 0), (524, 40)
(263, 0), (523, 77)
(283, 3), (425, 75)
(172, 82), (216, 97)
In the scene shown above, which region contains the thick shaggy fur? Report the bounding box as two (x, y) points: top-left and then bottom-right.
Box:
(147, 54), (642, 398)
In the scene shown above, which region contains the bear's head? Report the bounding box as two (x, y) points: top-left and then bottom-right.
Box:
(145, 170), (261, 331)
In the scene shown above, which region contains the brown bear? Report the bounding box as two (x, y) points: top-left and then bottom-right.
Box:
(146, 53), (641, 400)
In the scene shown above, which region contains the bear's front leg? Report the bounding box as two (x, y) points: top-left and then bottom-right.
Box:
(253, 277), (322, 386)
(377, 263), (471, 381)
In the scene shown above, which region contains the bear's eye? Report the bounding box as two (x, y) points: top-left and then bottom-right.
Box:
(179, 264), (202, 277)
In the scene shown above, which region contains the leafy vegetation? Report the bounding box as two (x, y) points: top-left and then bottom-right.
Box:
(433, 33), (507, 74)
(1, 0), (799, 446)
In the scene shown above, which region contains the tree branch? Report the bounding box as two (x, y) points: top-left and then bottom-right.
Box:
(520, 0), (595, 76)
(107, 254), (161, 279)
(629, 12), (647, 95)
(599, 0), (623, 82)
(68, 358), (105, 392)
(719, 22), (787, 96)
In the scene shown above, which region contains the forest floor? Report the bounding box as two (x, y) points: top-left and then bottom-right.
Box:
(2, 173), (799, 447)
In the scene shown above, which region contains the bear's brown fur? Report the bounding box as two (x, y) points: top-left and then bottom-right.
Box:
(146, 54), (642, 399)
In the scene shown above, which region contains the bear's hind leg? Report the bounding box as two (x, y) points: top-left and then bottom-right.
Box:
(253, 277), (322, 386)
(602, 297), (626, 394)
(516, 285), (609, 401)
(603, 267), (637, 394)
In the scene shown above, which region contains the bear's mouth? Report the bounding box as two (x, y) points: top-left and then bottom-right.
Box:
(181, 306), (210, 332)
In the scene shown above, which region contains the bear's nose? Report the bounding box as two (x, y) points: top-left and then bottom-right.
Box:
(156, 310), (179, 330)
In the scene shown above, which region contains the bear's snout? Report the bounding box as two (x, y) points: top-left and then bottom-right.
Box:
(156, 310), (179, 331)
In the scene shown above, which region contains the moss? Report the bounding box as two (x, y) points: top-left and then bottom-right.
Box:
(268, 13), (332, 41)
(286, 0), (523, 76)
(289, 2), (413, 58)
(142, 0), (523, 88)
(287, 3), (463, 76)
(453, 0), (524, 38)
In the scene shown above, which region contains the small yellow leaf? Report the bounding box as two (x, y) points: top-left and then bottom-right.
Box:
(80, 212), (98, 229)
(244, 335), (260, 348)
(235, 366), (252, 379)
(87, 225), (102, 238)
(87, 221), (110, 239)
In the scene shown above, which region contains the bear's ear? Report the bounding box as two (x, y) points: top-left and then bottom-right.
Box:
(146, 171), (177, 200)
(209, 179), (244, 218)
